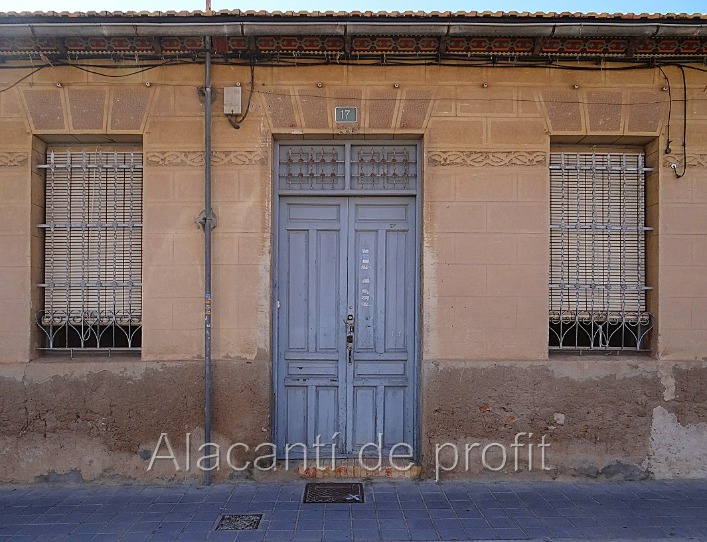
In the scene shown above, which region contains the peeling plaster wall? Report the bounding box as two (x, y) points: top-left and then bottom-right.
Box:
(647, 365), (707, 479)
(0, 357), (705, 482)
(421, 359), (707, 480)
(0, 359), (270, 483)
(649, 407), (707, 479)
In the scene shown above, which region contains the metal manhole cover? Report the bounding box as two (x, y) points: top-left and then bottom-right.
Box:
(214, 514), (263, 531)
(303, 483), (365, 504)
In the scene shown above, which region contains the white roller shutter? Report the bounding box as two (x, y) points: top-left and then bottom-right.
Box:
(38, 149), (142, 350)
(549, 151), (652, 351)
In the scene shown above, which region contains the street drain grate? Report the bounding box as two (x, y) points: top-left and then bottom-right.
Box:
(303, 483), (365, 504)
(214, 514), (262, 531)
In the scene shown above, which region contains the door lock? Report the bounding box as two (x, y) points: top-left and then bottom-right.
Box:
(345, 313), (355, 365)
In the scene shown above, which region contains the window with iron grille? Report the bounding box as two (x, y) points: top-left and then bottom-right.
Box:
(549, 150), (652, 351)
(37, 149), (142, 352)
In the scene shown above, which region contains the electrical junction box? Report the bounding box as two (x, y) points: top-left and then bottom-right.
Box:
(224, 86), (242, 115)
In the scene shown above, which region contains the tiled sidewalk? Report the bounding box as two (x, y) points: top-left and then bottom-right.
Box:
(1, 480), (706, 541)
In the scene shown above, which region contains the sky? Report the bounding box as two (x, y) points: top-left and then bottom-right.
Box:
(0, 0), (704, 14)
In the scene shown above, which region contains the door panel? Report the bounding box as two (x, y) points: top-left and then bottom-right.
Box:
(276, 196), (415, 458)
(277, 199), (347, 455)
(348, 199), (415, 455)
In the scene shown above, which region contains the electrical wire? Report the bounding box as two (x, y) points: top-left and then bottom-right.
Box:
(226, 61), (255, 130)
(66, 60), (183, 77)
(0, 54), (702, 147)
(673, 65), (688, 178)
(1, 57), (706, 72)
(0, 65), (46, 94)
(0, 59), (699, 109)
(659, 67), (673, 155)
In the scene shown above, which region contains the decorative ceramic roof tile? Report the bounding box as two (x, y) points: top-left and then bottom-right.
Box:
(0, 10), (706, 18)
(0, 9), (704, 60)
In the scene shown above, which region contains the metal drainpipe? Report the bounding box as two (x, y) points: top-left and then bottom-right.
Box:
(203, 36), (214, 486)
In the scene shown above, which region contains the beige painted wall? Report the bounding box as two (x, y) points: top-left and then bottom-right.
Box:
(1, 61), (707, 481)
(0, 62), (705, 363)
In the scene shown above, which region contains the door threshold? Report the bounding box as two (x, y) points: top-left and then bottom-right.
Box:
(288, 458), (422, 479)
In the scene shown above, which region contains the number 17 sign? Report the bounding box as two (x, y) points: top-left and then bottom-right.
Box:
(335, 106), (358, 123)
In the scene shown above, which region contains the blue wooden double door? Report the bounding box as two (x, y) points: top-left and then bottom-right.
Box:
(275, 196), (417, 458)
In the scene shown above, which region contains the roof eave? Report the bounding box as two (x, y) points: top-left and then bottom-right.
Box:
(1, 19), (706, 39)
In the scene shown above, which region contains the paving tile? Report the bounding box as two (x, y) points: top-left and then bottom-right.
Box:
(486, 516), (519, 529)
(270, 520), (298, 530)
(549, 525), (590, 537)
(2, 514), (40, 525)
(434, 528), (468, 540)
(374, 502), (402, 510)
(352, 529), (380, 541)
(492, 527), (528, 539)
(72, 523), (108, 534)
(182, 521), (215, 533)
(264, 530), (295, 541)
(320, 531), (351, 541)
(379, 518), (407, 530)
(231, 532), (264, 542)
(379, 529), (409, 541)
(274, 503), (300, 511)
(153, 521), (188, 535)
(321, 520), (349, 531)
(459, 517), (492, 529)
(1, 481), (707, 542)
(408, 529), (440, 541)
(406, 518), (434, 530)
(0, 526), (20, 537)
(422, 501), (449, 509)
(398, 501), (426, 510)
(91, 534), (124, 541)
(481, 507), (509, 519)
(454, 507), (483, 519)
(427, 509), (456, 519)
(34, 534), (69, 542)
(661, 524), (703, 537)
(62, 535), (96, 542)
(292, 531), (322, 541)
(431, 518), (463, 530)
(206, 532), (240, 541)
(323, 511), (349, 520)
(127, 521), (160, 533)
(569, 516), (603, 529)
(521, 526), (554, 538)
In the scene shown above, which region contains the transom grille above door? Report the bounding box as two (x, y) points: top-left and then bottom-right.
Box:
(277, 144), (418, 193)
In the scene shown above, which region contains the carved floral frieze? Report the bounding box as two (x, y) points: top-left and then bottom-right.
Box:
(427, 150), (547, 167)
(0, 152), (29, 167)
(663, 154), (707, 169)
(146, 151), (267, 167)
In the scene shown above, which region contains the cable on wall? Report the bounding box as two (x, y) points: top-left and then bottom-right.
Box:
(0, 66), (46, 94)
(658, 67), (673, 156)
(672, 65), (688, 179)
(226, 61), (255, 130)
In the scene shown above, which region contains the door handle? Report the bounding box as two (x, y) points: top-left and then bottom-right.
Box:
(345, 313), (354, 365)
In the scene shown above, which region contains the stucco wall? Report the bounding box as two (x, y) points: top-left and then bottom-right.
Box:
(0, 61), (706, 481)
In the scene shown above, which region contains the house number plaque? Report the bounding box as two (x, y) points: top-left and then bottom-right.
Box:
(335, 107), (358, 123)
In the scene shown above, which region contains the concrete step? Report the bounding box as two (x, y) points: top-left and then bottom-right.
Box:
(295, 458), (422, 479)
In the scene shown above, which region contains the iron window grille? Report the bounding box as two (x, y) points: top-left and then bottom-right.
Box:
(549, 151), (652, 351)
(37, 150), (143, 352)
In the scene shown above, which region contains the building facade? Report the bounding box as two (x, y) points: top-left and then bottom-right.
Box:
(0, 10), (706, 482)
